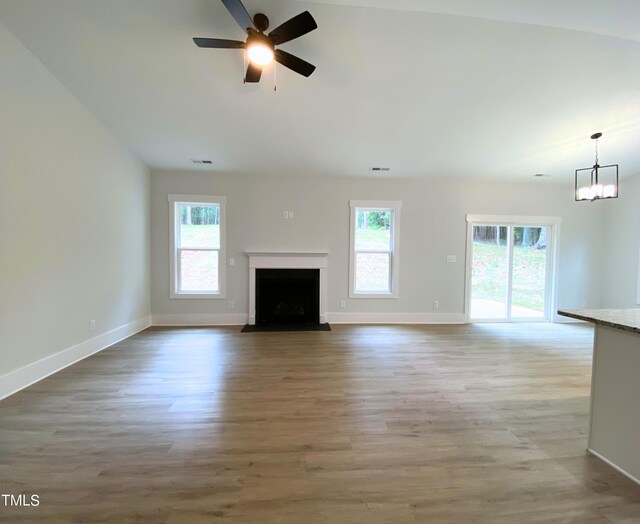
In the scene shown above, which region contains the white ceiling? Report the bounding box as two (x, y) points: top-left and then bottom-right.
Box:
(301, 0), (640, 43)
(1, 0), (640, 182)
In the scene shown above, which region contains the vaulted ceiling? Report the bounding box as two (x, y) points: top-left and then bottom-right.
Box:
(1, 0), (639, 182)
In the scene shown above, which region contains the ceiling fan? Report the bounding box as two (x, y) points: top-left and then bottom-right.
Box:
(194, 0), (318, 83)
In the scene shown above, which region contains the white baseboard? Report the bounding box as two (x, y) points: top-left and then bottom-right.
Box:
(152, 313), (248, 326)
(587, 448), (640, 487)
(326, 312), (467, 324)
(152, 312), (466, 326)
(0, 315), (152, 401)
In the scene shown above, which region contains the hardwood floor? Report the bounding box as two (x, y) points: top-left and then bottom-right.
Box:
(1, 323), (639, 523)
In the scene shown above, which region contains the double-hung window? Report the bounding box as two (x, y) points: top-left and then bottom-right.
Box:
(349, 200), (401, 298)
(169, 195), (226, 298)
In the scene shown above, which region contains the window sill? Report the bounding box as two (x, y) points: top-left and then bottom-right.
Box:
(349, 292), (398, 299)
(170, 292), (226, 300)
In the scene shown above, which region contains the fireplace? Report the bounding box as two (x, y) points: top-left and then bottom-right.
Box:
(256, 269), (319, 325)
(246, 252), (328, 327)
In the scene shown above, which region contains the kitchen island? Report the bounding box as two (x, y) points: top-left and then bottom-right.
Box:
(558, 308), (640, 485)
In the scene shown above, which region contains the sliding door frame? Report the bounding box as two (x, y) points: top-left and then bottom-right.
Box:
(464, 215), (562, 323)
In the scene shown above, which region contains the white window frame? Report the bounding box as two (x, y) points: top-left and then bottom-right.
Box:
(349, 200), (401, 298)
(168, 194), (226, 299)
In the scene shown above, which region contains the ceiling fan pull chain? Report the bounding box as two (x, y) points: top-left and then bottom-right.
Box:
(243, 50), (247, 83)
(274, 63), (277, 91)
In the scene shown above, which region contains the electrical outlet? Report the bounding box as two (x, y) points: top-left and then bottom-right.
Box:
(446, 255), (457, 263)
(90, 319), (96, 332)
(433, 301), (439, 309)
(340, 300), (346, 309)
(229, 301), (235, 309)
(229, 258), (235, 266)
(283, 211), (289, 219)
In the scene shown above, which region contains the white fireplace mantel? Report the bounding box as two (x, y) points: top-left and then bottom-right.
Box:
(247, 252), (328, 325)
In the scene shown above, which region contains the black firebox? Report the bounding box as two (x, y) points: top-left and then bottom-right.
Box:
(255, 269), (319, 326)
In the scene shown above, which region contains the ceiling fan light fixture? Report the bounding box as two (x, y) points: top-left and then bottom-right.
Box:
(247, 43), (274, 65)
(193, 1), (317, 83)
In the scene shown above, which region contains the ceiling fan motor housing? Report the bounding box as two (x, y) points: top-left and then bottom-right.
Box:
(253, 13), (269, 32)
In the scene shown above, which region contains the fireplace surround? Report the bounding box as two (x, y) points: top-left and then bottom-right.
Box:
(247, 252), (328, 326)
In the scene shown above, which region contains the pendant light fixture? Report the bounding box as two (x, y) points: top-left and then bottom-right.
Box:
(575, 132), (619, 201)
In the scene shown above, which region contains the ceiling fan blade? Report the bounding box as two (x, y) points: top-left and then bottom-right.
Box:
(221, 0), (254, 32)
(268, 11), (317, 45)
(193, 38), (245, 49)
(274, 49), (316, 77)
(245, 62), (262, 83)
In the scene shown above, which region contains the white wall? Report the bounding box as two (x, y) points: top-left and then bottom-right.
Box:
(0, 22), (150, 380)
(601, 173), (640, 308)
(150, 170), (604, 323)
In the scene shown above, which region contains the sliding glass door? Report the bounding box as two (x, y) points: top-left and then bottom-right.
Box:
(469, 224), (550, 321)
(511, 227), (547, 319)
(469, 226), (509, 319)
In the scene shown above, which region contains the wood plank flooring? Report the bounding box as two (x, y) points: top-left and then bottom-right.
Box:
(1, 323), (639, 523)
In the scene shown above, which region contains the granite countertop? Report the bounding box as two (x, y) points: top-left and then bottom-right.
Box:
(557, 308), (640, 335)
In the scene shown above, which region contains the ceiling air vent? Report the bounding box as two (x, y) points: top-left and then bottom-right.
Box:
(191, 159), (213, 165)
(370, 167), (391, 173)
